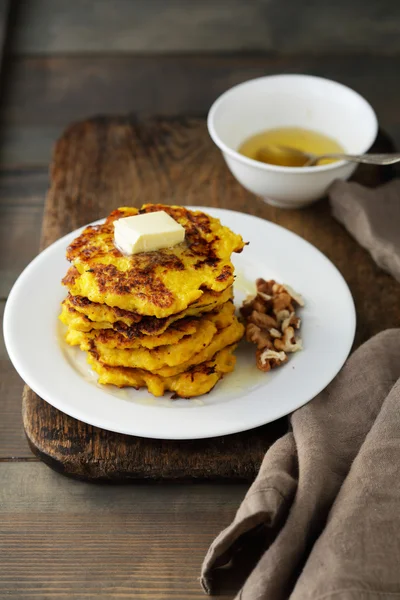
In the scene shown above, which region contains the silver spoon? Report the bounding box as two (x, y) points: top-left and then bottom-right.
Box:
(257, 145), (400, 167)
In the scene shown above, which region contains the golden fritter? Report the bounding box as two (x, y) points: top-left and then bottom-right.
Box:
(65, 300), (236, 350)
(59, 304), (115, 332)
(77, 319), (218, 369)
(64, 280), (232, 324)
(60, 283), (233, 334)
(64, 205), (245, 318)
(83, 315), (244, 375)
(87, 344), (238, 398)
(151, 319), (243, 377)
(65, 318), (198, 350)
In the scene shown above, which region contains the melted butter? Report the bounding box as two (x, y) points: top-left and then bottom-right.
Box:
(238, 126), (344, 167)
(217, 339), (267, 397)
(234, 271), (256, 297)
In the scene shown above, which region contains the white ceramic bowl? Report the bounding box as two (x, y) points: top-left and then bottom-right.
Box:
(207, 74), (378, 208)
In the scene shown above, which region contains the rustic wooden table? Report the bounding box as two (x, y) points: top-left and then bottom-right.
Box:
(1, 9), (400, 591)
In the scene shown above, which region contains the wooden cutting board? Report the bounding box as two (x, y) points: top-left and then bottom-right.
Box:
(22, 117), (399, 481)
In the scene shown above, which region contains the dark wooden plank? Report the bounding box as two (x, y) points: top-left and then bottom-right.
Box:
(0, 462), (247, 599)
(0, 301), (34, 458)
(22, 117), (400, 481)
(0, 170), (46, 458)
(0, 168), (48, 206)
(0, 169), (47, 297)
(0, 54), (400, 167)
(23, 394), (287, 481)
(0, 192), (44, 297)
(7, 0), (400, 54)
(0, 0), (8, 65)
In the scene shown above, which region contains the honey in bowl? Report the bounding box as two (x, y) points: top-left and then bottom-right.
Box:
(238, 127), (344, 167)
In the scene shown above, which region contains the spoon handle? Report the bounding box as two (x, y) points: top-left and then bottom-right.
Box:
(309, 153), (400, 166)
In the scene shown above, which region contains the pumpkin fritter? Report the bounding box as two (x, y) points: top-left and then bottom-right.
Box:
(66, 318), (198, 349)
(150, 319), (243, 377)
(64, 205), (245, 318)
(60, 284), (233, 334)
(84, 315), (244, 375)
(87, 344), (238, 398)
(65, 300), (236, 350)
(78, 319), (217, 369)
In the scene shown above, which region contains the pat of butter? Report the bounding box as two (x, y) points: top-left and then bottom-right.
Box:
(113, 211), (185, 255)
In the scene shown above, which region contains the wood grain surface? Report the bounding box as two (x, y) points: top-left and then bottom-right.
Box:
(0, 170), (46, 458)
(0, 302), (34, 458)
(8, 0), (400, 55)
(21, 116), (400, 481)
(0, 170), (46, 297)
(0, 462), (244, 599)
(1, 54), (400, 167)
(0, 202), (44, 297)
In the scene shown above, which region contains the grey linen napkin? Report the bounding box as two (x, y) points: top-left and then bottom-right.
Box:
(201, 329), (400, 599)
(329, 179), (400, 283)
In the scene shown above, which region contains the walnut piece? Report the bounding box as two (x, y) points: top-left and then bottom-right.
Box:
(240, 294), (256, 318)
(241, 278), (304, 373)
(272, 292), (294, 314)
(245, 323), (273, 350)
(253, 298), (268, 314)
(256, 278), (275, 296)
(257, 291), (272, 302)
(260, 348), (287, 365)
(281, 312), (301, 332)
(269, 328), (282, 339)
(256, 348), (288, 372)
(275, 309), (290, 325)
(249, 310), (278, 330)
(274, 326), (303, 353)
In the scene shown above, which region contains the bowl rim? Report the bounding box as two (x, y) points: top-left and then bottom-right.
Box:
(207, 73), (379, 174)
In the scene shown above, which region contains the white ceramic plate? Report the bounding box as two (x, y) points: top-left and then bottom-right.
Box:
(4, 208), (355, 440)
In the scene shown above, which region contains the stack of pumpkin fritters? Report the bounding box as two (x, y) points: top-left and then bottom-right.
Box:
(59, 204), (245, 398)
